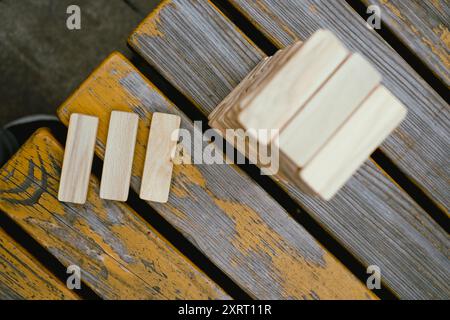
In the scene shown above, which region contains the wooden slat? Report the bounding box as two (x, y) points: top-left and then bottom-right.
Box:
(0, 128), (229, 300)
(128, 0), (450, 299)
(363, 0), (450, 87)
(229, 0), (450, 213)
(0, 227), (79, 300)
(57, 52), (375, 300)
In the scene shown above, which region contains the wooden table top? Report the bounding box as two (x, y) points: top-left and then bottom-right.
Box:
(1, 0), (448, 300)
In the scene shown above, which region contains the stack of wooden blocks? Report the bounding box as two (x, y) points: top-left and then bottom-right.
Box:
(209, 30), (407, 200)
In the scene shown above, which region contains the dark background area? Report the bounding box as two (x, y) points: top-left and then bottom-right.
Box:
(0, 0), (160, 127)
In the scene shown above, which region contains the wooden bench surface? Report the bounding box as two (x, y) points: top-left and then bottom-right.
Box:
(363, 0), (450, 87)
(57, 52), (374, 300)
(1, 0), (448, 300)
(0, 128), (228, 299)
(0, 227), (78, 300)
(128, 0), (449, 299)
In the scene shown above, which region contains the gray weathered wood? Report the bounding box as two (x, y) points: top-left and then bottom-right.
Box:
(229, 0), (450, 213)
(129, 0), (450, 299)
(0, 227), (79, 300)
(363, 0), (450, 87)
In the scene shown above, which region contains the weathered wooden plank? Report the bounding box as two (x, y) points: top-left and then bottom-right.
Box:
(363, 0), (450, 87)
(0, 227), (79, 300)
(128, 0), (450, 299)
(0, 128), (229, 300)
(229, 0), (450, 213)
(57, 52), (375, 300)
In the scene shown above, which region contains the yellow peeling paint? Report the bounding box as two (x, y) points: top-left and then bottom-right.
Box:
(0, 228), (79, 300)
(0, 129), (228, 299)
(56, 52), (376, 299)
(213, 199), (376, 300)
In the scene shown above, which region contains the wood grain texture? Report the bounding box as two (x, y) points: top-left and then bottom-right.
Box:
(301, 86), (407, 200)
(100, 111), (139, 201)
(279, 53), (381, 168)
(363, 0), (450, 87)
(229, 0), (450, 214)
(58, 113), (98, 204)
(0, 129), (229, 300)
(128, 0), (450, 299)
(140, 113), (181, 203)
(57, 52), (375, 300)
(238, 29), (349, 141)
(0, 227), (79, 300)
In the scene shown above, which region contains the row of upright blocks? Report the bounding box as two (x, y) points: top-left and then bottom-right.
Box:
(209, 30), (407, 200)
(58, 111), (180, 204)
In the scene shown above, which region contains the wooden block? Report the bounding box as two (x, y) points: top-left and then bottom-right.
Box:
(300, 86), (407, 200)
(238, 30), (349, 144)
(100, 111), (139, 201)
(140, 113), (181, 203)
(58, 113), (98, 204)
(278, 53), (382, 168)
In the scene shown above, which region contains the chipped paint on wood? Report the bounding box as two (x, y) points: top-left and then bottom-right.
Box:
(129, 0), (450, 299)
(57, 52), (374, 299)
(229, 0), (450, 211)
(0, 228), (79, 300)
(0, 129), (229, 300)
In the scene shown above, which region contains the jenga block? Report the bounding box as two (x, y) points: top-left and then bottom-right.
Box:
(140, 113), (181, 203)
(100, 111), (139, 201)
(58, 113), (98, 204)
(238, 30), (349, 144)
(300, 86), (407, 200)
(278, 53), (382, 168)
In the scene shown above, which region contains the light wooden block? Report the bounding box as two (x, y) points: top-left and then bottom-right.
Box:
(58, 113), (98, 204)
(208, 29), (406, 200)
(300, 86), (407, 200)
(140, 113), (181, 203)
(238, 29), (349, 145)
(100, 111), (139, 201)
(278, 53), (382, 168)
